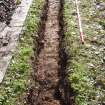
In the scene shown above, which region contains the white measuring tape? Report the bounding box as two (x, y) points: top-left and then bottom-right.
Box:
(75, 0), (85, 44)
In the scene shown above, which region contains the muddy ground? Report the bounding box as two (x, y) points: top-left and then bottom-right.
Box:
(27, 0), (74, 105)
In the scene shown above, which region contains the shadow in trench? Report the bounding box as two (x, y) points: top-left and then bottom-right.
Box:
(53, 0), (75, 104)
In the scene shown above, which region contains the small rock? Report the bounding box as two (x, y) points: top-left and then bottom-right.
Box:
(99, 47), (105, 52)
(85, 43), (91, 48)
(92, 46), (97, 50)
(96, 25), (102, 30)
(87, 63), (95, 69)
(93, 36), (98, 42)
(95, 51), (100, 55)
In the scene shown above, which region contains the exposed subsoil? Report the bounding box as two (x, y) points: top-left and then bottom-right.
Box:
(0, 0), (16, 24)
(27, 0), (75, 105)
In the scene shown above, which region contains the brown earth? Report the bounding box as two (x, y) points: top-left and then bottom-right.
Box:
(27, 0), (75, 105)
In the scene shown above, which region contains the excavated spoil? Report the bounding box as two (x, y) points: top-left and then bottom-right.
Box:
(27, 0), (75, 105)
(0, 0), (16, 24)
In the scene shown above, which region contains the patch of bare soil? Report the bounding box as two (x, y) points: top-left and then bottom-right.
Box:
(27, 0), (75, 105)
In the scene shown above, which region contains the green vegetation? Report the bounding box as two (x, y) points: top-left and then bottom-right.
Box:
(16, 0), (21, 5)
(0, 0), (44, 104)
(64, 0), (105, 104)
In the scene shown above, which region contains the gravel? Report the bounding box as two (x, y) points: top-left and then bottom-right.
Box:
(0, 0), (16, 24)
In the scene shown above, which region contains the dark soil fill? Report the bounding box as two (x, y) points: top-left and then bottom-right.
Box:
(0, 0), (16, 24)
(27, 0), (75, 105)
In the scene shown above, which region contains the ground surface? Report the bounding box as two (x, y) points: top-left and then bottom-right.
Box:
(0, 0), (105, 105)
(64, 0), (105, 104)
(0, 0), (44, 104)
(27, 0), (73, 105)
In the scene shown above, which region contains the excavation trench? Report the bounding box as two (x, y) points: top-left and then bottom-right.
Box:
(27, 0), (74, 105)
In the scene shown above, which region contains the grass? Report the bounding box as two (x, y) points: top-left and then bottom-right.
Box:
(16, 0), (21, 5)
(64, 0), (105, 104)
(0, 0), (44, 104)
